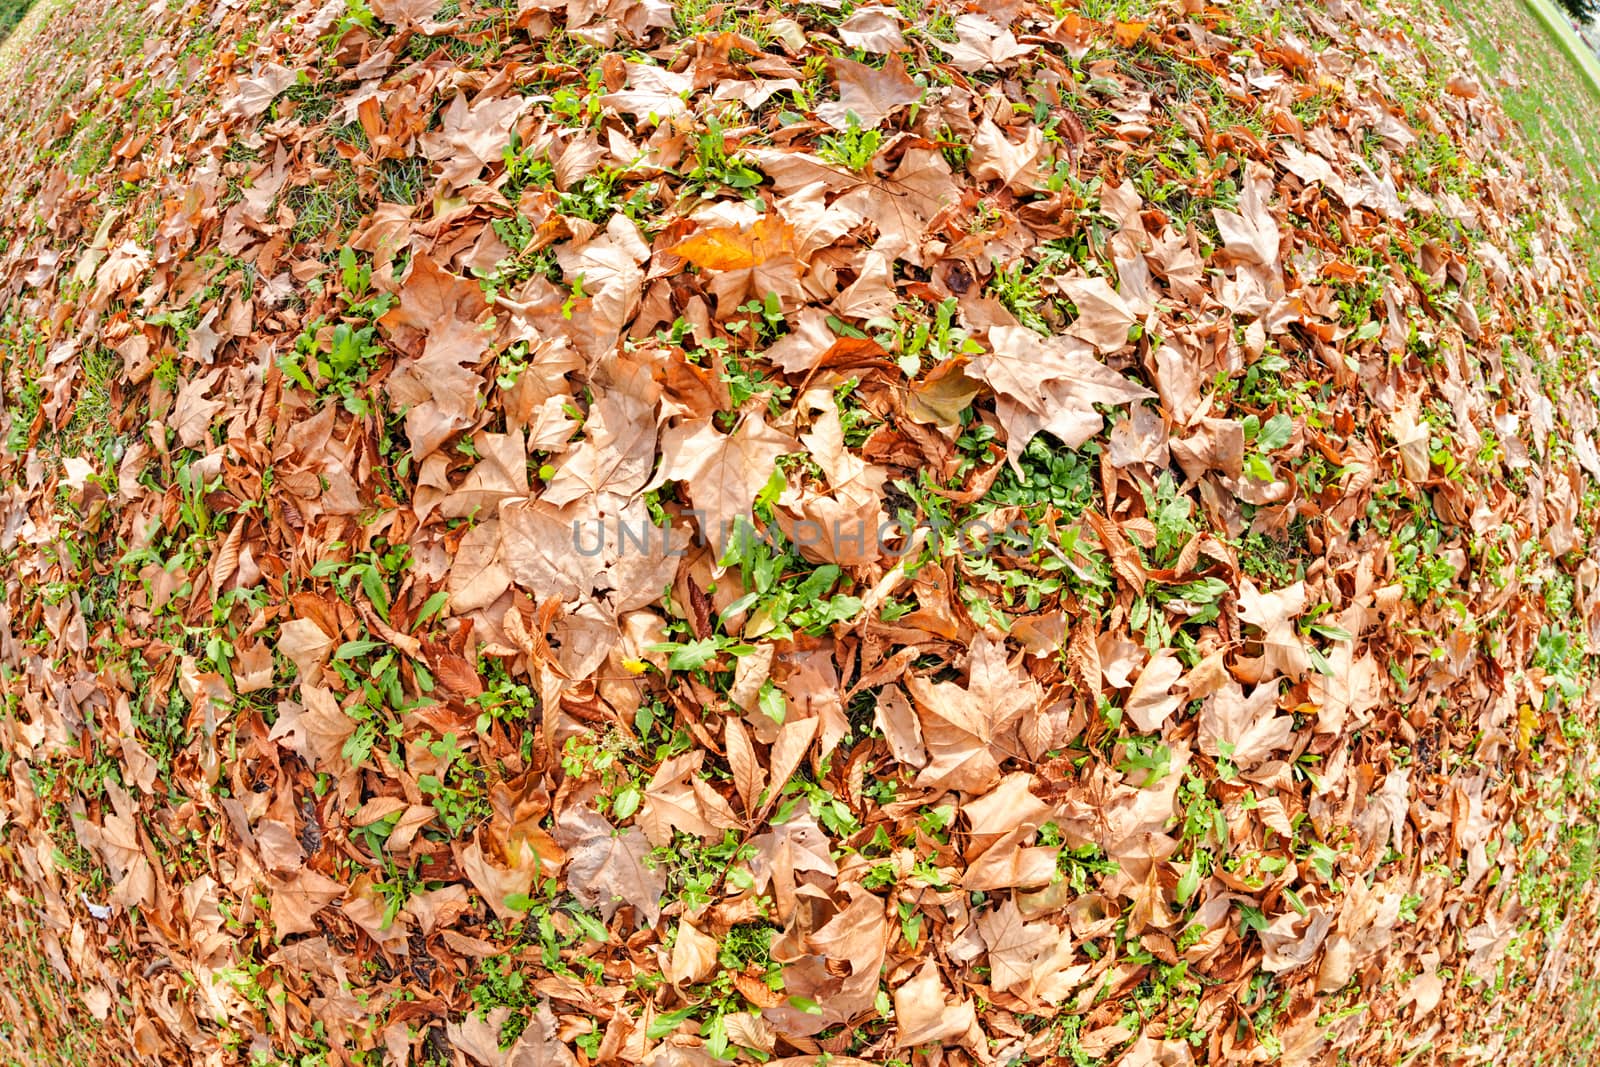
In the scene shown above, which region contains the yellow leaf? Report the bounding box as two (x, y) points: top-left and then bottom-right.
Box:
(1517, 703), (1538, 752)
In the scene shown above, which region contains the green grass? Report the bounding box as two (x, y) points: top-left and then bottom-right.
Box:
(1425, 0), (1600, 264)
(1522, 0), (1600, 94)
(0, 0), (36, 44)
(0, 0), (65, 78)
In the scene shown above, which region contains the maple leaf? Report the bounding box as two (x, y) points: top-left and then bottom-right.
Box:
(1213, 165), (1281, 268)
(778, 390), (889, 566)
(383, 251), (490, 334)
(939, 14), (1035, 70)
(969, 326), (1155, 468)
(648, 413), (796, 552)
(447, 518), (514, 614)
(965, 773), (1052, 834)
(381, 253), (491, 459)
(908, 360), (982, 429)
(964, 826), (1061, 890)
(635, 751), (739, 847)
(497, 499), (607, 603)
(88, 240), (149, 309)
(276, 616), (337, 678)
(1260, 908), (1334, 974)
(438, 429), (533, 519)
(1237, 578), (1311, 681)
(1124, 648), (1184, 733)
(268, 684), (355, 771)
(1171, 417), (1246, 480)
(763, 307), (845, 374)
(458, 834), (544, 924)
(448, 1011), (509, 1067)
(970, 116), (1044, 191)
(171, 369), (225, 449)
(774, 181), (866, 258)
(668, 215), (803, 311)
(1310, 643), (1381, 734)
(1060, 275), (1138, 353)
(598, 62), (692, 122)
(905, 635), (1039, 793)
(1281, 143), (1346, 197)
(805, 884), (889, 1019)
(541, 392), (656, 509)
(451, 1001), (578, 1067)
(225, 63), (296, 120)
(268, 869), (346, 940)
(253, 820), (306, 873)
(554, 806), (665, 928)
(420, 92), (528, 186)
(671, 215), (796, 271)
(893, 961), (977, 1046)
(1388, 396), (1433, 482)
(555, 213), (650, 341)
(753, 147), (960, 267)
(661, 917), (719, 986)
(1200, 681), (1295, 768)
(976, 898), (1068, 995)
(747, 813), (838, 896)
(838, 6), (906, 52)
(817, 54), (922, 130)
(835, 147), (960, 265)
(343, 873), (411, 953)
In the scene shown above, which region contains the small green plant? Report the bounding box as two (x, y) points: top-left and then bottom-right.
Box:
(336, 245), (394, 316)
(685, 116), (764, 197)
(1241, 411), (1292, 482)
(1238, 529), (1303, 587)
(416, 732), (491, 836)
(309, 538), (411, 625)
(279, 249), (395, 414)
(864, 296), (983, 377)
(371, 860), (426, 928)
(716, 525), (864, 640)
(988, 259), (1052, 333)
(1117, 737), (1173, 787)
(982, 436), (1100, 516)
(548, 74), (605, 128)
(1391, 519), (1457, 605)
(650, 830), (758, 912)
(560, 731), (658, 822)
(817, 113), (883, 171)
(501, 129), (556, 195)
(1036, 826), (1119, 893)
(470, 954), (541, 1046)
(1533, 623), (1585, 713)
(321, 0), (376, 47)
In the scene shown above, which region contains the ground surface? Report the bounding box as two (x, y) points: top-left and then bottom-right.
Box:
(1419, 0), (1600, 261)
(0, 0), (36, 46)
(2, 0), (1600, 1065)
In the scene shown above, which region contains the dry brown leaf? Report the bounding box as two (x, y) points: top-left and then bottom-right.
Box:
(970, 326), (1155, 468)
(817, 54), (921, 130)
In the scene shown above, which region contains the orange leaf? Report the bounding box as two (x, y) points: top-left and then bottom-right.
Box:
(1112, 20), (1147, 46)
(669, 216), (795, 271)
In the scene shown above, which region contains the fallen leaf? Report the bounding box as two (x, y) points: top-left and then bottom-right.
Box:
(970, 326), (1155, 468)
(555, 806), (665, 928)
(817, 54), (922, 130)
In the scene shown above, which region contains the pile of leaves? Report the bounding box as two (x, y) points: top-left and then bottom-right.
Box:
(3, 0), (1600, 1063)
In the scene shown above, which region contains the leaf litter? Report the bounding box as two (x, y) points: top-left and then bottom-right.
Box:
(1, 0), (1600, 1064)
